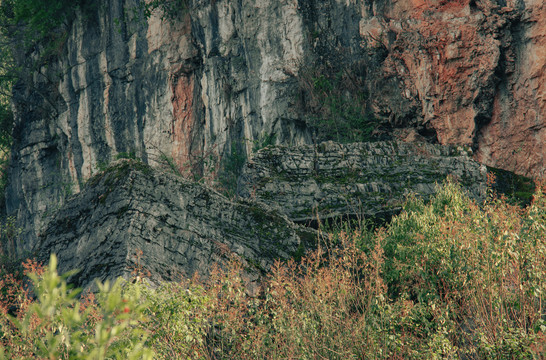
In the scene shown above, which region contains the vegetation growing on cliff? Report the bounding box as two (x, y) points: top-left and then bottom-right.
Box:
(0, 2), (16, 214)
(0, 0), (188, 37)
(298, 63), (381, 144)
(1, 180), (545, 359)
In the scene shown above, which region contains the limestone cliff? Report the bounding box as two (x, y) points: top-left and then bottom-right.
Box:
(6, 0), (545, 254)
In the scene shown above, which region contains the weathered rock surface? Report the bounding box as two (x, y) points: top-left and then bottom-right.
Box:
(6, 0), (546, 254)
(359, 0), (546, 178)
(36, 159), (314, 292)
(7, 0), (312, 254)
(238, 141), (488, 223)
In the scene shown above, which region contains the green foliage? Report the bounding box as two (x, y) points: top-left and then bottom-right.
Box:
(299, 66), (379, 143)
(372, 179), (546, 358)
(1, 181), (545, 359)
(0, 103), (12, 150)
(0, 254), (154, 359)
(252, 132), (276, 153)
(0, 29), (14, 215)
(129, 281), (209, 358)
(0, 0), (90, 69)
(218, 141), (246, 198)
(96, 160), (110, 174)
(380, 180), (474, 302)
(0, 105), (12, 214)
(201, 180), (546, 359)
(118, 0), (190, 31)
(1, 0), (83, 38)
(139, 0), (190, 22)
(487, 166), (537, 206)
(0, 215), (20, 257)
(159, 152), (183, 177)
(297, 23), (381, 144)
(115, 151), (136, 161)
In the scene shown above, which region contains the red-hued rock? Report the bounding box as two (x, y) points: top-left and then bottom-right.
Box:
(474, 2), (546, 178)
(171, 72), (195, 170)
(360, 0), (544, 178)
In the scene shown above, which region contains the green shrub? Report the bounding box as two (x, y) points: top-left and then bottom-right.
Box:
(0, 254), (154, 359)
(1, 180), (545, 359)
(1, 0), (84, 37)
(129, 280), (209, 359)
(373, 179), (546, 358)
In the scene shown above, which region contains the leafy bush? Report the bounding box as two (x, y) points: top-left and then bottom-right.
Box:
(1, 180), (545, 359)
(376, 179), (546, 358)
(201, 180), (546, 359)
(0, 0), (85, 38)
(0, 255), (154, 359)
(128, 280), (209, 359)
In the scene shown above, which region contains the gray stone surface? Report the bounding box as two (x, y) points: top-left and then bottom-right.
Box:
(7, 0), (313, 254)
(7, 0), (543, 255)
(36, 159), (314, 292)
(238, 141), (488, 223)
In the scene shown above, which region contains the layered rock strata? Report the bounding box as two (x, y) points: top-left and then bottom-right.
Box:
(37, 159), (314, 292)
(238, 141), (488, 224)
(7, 0), (546, 254)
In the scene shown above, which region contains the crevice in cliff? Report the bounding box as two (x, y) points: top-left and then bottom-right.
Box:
(473, 9), (523, 155)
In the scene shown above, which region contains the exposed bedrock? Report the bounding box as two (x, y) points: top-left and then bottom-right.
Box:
(6, 0), (545, 254)
(37, 159), (315, 292)
(237, 141), (488, 224)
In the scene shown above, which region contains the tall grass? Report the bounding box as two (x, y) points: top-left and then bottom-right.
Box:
(1, 179), (545, 359)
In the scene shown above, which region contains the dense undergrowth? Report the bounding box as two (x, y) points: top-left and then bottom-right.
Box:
(1, 179), (545, 359)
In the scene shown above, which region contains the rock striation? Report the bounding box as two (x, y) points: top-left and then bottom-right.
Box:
(36, 159), (314, 292)
(6, 0), (546, 254)
(7, 0), (312, 254)
(238, 141), (488, 224)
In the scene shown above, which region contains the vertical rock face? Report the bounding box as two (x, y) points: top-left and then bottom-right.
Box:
(7, 0), (312, 253)
(320, 0), (545, 177)
(356, 0), (545, 177)
(474, 0), (546, 178)
(6, 0), (546, 254)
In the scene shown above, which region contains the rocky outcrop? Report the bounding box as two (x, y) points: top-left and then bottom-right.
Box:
(36, 159), (314, 292)
(238, 141), (488, 224)
(473, 1), (546, 178)
(6, 0), (546, 254)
